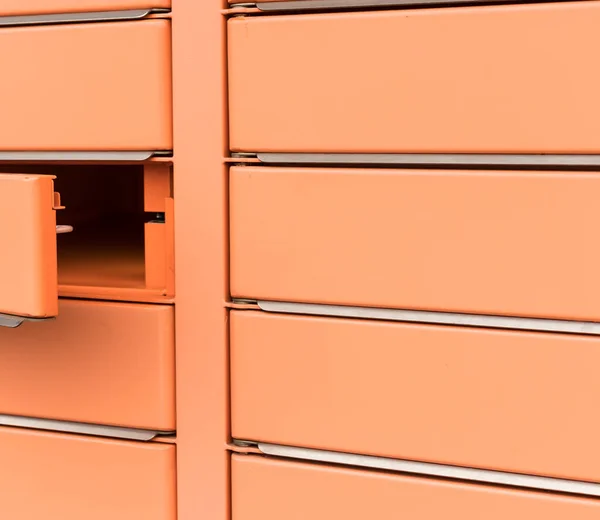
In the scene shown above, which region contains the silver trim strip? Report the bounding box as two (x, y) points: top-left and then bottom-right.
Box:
(0, 9), (155, 27)
(258, 301), (600, 335)
(258, 443), (600, 497)
(257, 153), (600, 168)
(0, 314), (52, 329)
(0, 151), (156, 162)
(256, 0), (574, 11)
(0, 315), (27, 328)
(258, 0), (499, 11)
(0, 414), (172, 441)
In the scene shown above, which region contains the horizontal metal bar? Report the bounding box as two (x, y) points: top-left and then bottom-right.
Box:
(257, 153), (600, 168)
(0, 9), (156, 27)
(0, 151), (157, 162)
(0, 414), (172, 441)
(258, 301), (600, 335)
(0, 314), (50, 328)
(256, 0), (531, 11)
(258, 443), (600, 497)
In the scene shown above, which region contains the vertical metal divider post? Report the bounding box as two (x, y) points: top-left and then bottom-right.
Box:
(173, 1), (230, 520)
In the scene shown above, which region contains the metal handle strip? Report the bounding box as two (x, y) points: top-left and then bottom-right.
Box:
(0, 414), (173, 441)
(256, 0), (534, 11)
(257, 442), (600, 497)
(0, 151), (158, 162)
(0, 9), (159, 28)
(257, 301), (600, 336)
(257, 153), (600, 168)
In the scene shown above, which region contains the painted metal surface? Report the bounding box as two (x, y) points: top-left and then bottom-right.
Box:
(0, 427), (176, 520)
(0, 300), (175, 431)
(0, 174), (58, 319)
(0, 20), (172, 150)
(229, 2), (600, 153)
(232, 310), (600, 483)
(231, 166), (600, 321)
(172, 1), (229, 519)
(233, 456), (600, 519)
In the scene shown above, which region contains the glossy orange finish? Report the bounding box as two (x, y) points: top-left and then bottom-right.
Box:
(0, 427), (176, 520)
(229, 2), (600, 153)
(146, 222), (169, 290)
(0, 174), (57, 318)
(145, 163), (172, 213)
(232, 311), (600, 482)
(0, 20), (171, 151)
(172, 1), (230, 520)
(231, 166), (600, 321)
(0, 0), (170, 16)
(0, 300), (175, 430)
(144, 164), (174, 292)
(233, 456), (600, 519)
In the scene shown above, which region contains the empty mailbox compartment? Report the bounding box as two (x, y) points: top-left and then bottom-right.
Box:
(0, 163), (173, 321)
(228, 2), (600, 153)
(231, 166), (600, 321)
(0, 19), (171, 151)
(232, 311), (600, 483)
(53, 164), (175, 303)
(0, 299), (174, 431)
(0, 427), (175, 520)
(0, 0), (170, 16)
(233, 456), (600, 520)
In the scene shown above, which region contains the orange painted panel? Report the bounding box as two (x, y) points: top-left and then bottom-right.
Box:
(0, 427), (175, 520)
(0, 174), (57, 318)
(233, 456), (600, 520)
(0, 0), (170, 16)
(0, 300), (175, 430)
(0, 20), (171, 151)
(231, 166), (600, 321)
(232, 311), (600, 482)
(229, 2), (600, 153)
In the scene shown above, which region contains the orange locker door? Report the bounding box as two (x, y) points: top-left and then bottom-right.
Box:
(233, 456), (600, 520)
(229, 2), (600, 153)
(0, 300), (175, 431)
(0, 19), (171, 151)
(231, 311), (600, 483)
(0, 427), (176, 520)
(0, 174), (60, 323)
(231, 166), (600, 321)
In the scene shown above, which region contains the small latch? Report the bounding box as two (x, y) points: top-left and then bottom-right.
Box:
(53, 192), (73, 234)
(53, 192), (65, 210)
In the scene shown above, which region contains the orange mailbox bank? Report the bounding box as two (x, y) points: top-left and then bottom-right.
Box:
(1, 0), (600, 519)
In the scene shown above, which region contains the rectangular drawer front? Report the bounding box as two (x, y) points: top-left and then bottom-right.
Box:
(0, 20), (171, 151)
(0, 1), (170, 16)
(0, 427), (175, 520)
(232, 311), (600, 483)
(233, 456), (600, 519)
(231, 166), (600, 321)
(229, 2), (600, 153)
(0, 300), (175, 431)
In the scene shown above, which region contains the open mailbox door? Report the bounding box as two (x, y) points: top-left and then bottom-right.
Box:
(0, 174), (61, 328)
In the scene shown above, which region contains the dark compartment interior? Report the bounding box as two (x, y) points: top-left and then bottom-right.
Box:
(0, 164), (147, 289)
